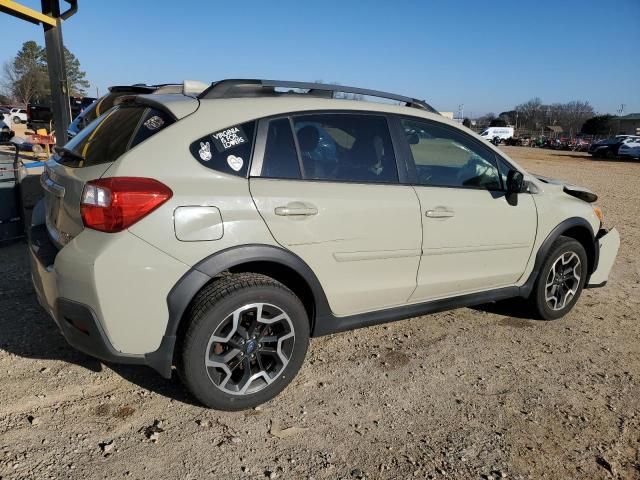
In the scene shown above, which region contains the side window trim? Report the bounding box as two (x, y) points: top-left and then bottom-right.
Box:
(396, 114), (505, 192)
(288, 116), (307, 178)
(249, 118), (269, 177)
(388, 115), (416, 185)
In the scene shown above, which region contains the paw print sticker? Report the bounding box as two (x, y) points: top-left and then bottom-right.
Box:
(198, 142), (212, 161)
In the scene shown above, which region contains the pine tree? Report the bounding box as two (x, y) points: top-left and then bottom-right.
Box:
(63, 47), (90, 96)
(2, 41), (90, 104)
(2, 41), (48, 105)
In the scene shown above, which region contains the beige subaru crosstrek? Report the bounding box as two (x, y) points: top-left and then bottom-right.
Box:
(29, 79), (620, 410)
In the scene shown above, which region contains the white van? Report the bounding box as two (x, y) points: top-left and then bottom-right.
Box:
(480, 127), (514, 143)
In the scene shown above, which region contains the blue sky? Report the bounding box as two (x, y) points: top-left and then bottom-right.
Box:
(2, 0), (639, 116)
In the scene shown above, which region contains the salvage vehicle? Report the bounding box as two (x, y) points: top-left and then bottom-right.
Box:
(26, 97), (95, 133)
(10, 107), (27, 124)
(29, 79), (620, 410)
(588, 135), (639, 159)
(618, 138), (640, 159)
(0, 116), (14, 142)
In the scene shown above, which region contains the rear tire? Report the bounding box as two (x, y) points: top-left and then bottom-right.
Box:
(179, 273), (309, 410)
(13, 116), (21, 125)
(529, 236), (587, 320)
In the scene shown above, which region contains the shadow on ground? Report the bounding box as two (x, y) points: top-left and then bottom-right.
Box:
(0, 240), (201, 407)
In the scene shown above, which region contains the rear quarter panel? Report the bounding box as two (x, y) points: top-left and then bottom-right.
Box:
(104, 107), (278, 266)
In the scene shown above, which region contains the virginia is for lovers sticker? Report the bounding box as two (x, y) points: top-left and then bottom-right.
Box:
(211, 126), (248, 151)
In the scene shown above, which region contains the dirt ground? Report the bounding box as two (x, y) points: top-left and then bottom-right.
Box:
(0, 147), (638, 480)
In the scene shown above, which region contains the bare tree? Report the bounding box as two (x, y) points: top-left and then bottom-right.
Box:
(2, 61), (40, 105)
(515, 97), (544, 130)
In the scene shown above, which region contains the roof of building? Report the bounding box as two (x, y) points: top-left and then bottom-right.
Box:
(619, 113), (640, 121)
(545, 125), (563, 133)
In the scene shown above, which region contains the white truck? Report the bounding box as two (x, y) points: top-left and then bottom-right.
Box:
(480, 126), (514, 144)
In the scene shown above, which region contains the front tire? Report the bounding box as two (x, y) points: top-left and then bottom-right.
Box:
(179, 273), (309, 410)
(13, 116), (22, 124)
(529, 236), (587, 320)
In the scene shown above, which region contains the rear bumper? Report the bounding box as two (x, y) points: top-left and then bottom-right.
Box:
(55, 298), (149, 366)
(29, 225), (150, 368)
(29, 222), (185, 378)
(586, 227), (620, 287)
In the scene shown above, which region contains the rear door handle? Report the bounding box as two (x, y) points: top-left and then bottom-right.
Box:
(275, 202), (318, 217)
(425, 209), (455, 218)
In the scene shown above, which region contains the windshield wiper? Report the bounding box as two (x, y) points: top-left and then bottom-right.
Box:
(54, 146), (85, 162)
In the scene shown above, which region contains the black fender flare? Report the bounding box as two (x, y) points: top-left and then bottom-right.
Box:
(519, 217), (597, 298)
(145, 244), (331, 378)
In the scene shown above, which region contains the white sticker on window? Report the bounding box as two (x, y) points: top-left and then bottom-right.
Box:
(212, 127), (247, 150)
(227, 154), (243, 171)
(199, 142), (212, 161)
(144, 115), (164, 130)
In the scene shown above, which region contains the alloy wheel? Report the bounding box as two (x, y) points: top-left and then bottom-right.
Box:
(544, 251), (581, 311)
(204, 303), (295, 396)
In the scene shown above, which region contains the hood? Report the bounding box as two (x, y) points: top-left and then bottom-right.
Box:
(533, 173), (598, 203)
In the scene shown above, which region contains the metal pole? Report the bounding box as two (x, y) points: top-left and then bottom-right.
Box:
(41, 0), (71, 146)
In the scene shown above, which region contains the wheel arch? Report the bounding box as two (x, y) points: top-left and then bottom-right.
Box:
(520, 217), (597, 297)
(146, 244), (331, 377)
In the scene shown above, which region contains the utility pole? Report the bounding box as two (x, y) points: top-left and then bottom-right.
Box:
(0, 0), (78, 146)
(616, 104), (625, 135)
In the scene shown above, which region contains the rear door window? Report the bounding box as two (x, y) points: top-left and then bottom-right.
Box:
(57, 106), (174, 168)
(291, 113), (398, 184)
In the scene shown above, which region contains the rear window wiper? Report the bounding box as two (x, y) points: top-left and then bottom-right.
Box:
(54, 146), (85, 162)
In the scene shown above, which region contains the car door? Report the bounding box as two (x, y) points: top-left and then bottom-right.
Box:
(396, 116), (537, 301)
(250, 113), (422, 317)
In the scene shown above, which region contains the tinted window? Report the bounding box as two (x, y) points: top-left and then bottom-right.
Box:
(261, 118), (301, 179)
(292, 114), (398, 184)
(190, 121), (255, 177)
(57, 106), (174, 168)
(401, 118), (501, 190)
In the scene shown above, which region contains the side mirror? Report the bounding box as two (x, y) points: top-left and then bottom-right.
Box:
(506, 169), (525, 193)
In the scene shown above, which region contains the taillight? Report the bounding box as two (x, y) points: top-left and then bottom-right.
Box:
(81, 177), (172, 233)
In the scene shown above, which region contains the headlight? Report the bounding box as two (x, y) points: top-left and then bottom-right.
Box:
(593, 206), (603, 223)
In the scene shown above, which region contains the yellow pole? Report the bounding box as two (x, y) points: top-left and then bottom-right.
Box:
(0, 0), (57, 26)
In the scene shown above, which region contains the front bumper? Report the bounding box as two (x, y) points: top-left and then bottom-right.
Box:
(587, 227), (620, 287)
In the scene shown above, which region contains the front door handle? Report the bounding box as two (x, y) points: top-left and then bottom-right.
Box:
(425, 209), (455, 218)
(275, 202), (318, 217)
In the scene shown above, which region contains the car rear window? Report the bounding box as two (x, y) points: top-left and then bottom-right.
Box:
(57, 106), (174, 168)
(189, 121), (256, 177)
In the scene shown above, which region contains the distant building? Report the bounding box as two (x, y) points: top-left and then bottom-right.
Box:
(544, 125), (563, 137)
(439, 112), (454, 120)
(617, 113), (640, 135)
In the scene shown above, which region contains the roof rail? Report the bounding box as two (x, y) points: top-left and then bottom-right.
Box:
(197, 79), (438, 114)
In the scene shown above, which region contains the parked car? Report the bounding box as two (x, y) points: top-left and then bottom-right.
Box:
(10, 108), (27, 124)
(67, 83), (183, 138)
(479, 126), (514, 144)
(570, 136), (592, 152)
(618, 138), (640, 159)
(29, 79), (620, 410)
(0, 116), (14, 141)
(26, 96), (96, 133)
(589, 136), (640, 159)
